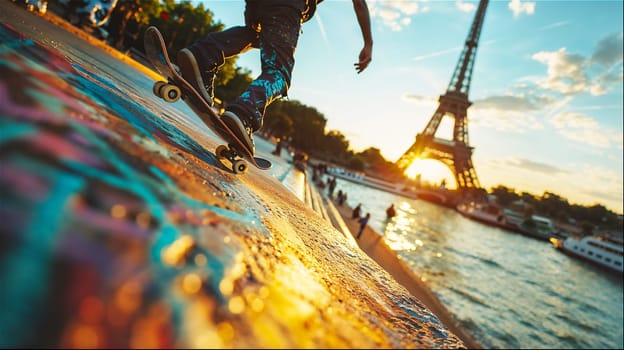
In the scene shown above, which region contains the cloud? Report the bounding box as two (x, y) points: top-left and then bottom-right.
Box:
(412, 46), (463, 62)
(494, 157), (568, 175)
(469, 93), (556, 132)
(401, 93), (550, 134)
(312, 12), (330, 53)
(508, 0), (536, 18)
(590, 32), (624, 67)
(532, 48), (589, 95)
(539, 20), (571, 31)
(550, 112), (599, 129)
(455, 0), (476, 13)
(572, 164), (624, 211)
(401, 93), (438, 107)
(469, 109), (544, 132)
(531, 31), (624, 97)
(403, 92), (556, 134)
(368, 0), (428, 31)
(557, 129), (622, 149)
(473, 94), (551, 112)
(429, 32), (623, 138)
(370, 0), (476, 31)
(582, 188), (623, 208)
(550, 112), (623, 149)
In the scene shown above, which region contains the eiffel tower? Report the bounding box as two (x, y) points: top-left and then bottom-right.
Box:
(396, 0), (489, 196)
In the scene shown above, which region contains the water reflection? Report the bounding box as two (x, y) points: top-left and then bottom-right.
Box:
(333, 179), (623, 349)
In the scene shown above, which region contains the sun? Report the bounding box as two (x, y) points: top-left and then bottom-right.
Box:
(404, 158), (456, 188)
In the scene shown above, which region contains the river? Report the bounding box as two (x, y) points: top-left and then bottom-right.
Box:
(334, 179), (623, 349)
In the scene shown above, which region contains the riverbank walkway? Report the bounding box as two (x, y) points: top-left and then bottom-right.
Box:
(283, 162), (482, 349)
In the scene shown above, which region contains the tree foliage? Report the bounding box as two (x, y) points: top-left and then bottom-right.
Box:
(137, 0), (222, 53)
(216, 66), (253, 103)
(263, 100), (327, 154)
(355, 147), (403, 181)
(134, 0), (241, 90)
(489, 185), (621, 232)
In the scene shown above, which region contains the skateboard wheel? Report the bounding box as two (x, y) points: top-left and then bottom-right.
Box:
(232, 160), (248, 174)
(153, 81), (167, 97)
(215, 145), (228, 159)
(161, 84), (181, 103)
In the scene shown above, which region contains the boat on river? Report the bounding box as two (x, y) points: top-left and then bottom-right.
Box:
(326, 166), (419, 199)
(517, 215), (558, 241)
(457, 202), (558, 240)
(551, 235), (624, 273)
(456, 201), (513, 230)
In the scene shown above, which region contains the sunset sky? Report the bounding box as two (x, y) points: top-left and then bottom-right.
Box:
(192, 0), (623, 214)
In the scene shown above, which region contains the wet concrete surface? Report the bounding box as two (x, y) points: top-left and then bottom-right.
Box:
(0, 3), (465, 348)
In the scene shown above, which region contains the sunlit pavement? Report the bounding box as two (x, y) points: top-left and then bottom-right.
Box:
(0, 3), (465, 348)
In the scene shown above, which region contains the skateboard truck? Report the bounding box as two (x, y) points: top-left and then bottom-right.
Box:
(215, 145), (249, 174)
(152, 80), (251, 174)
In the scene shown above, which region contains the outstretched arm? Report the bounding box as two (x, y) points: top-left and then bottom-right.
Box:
(352, 0), (373, 73)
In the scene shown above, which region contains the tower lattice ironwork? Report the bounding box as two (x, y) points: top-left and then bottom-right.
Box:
(396, 0), (489, 194)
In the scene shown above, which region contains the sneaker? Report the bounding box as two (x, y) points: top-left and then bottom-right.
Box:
(221, 111), (255, 154)
(177, 48), (216, 106)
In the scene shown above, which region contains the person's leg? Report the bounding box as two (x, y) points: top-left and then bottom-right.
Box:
(222, 4), (303, 153)
(178, 26), (259, 105)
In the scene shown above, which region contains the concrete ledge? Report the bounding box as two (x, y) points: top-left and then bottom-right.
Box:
(321, 194), (358, 246)
(277, 163), (306, 202)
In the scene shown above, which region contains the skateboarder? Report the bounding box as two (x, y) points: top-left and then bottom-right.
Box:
(177, 0), (373, 154)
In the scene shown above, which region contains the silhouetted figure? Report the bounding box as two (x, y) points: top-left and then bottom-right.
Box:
(292, 150), (308, 172)
(352, 203), (362, 219)
(386, 204), (396, 218)
(356, 213), (371, 239)
(272, 137), (284, 156)
(337, 191), (347, 206)
(328, 177), (337, 197)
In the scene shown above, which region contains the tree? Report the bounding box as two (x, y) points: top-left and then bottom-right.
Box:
(263, 100), (327, 155)
(355, 147), (402, 180)
(580, 221), (594, 235)
(348, 156), (366, 171)
(358, 147), (386, 166)
(322, 130), (350, 161)
(538, 191), (569, 221)
(490, 185), (520, 207)
(215, 66), (253, 103)
(265, 112), (294, 139)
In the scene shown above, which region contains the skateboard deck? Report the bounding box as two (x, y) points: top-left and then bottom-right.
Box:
(144, 26), (271, 174)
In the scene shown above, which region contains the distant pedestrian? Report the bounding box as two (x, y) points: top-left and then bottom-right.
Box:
(272, 137), (284, 156)
(336, 190), (347, 206)
(386, 203), (396, 218)
(352, 203), (362, 219)
(338, 191), (347, 206)
(328, 176), (337, 197)
(356, 213), (370, 239)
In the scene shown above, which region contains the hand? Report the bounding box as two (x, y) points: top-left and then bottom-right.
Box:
(354, 45), (372, 74)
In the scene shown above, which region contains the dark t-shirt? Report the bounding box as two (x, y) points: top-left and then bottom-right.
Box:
(253, 0), (323, 22)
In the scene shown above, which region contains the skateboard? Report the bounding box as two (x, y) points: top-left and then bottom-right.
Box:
(143, 26), (272, 174)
